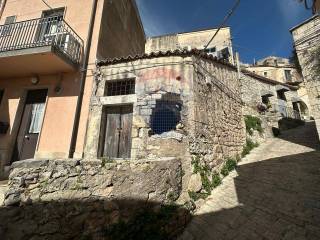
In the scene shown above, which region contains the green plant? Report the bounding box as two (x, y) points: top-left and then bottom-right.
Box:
(191, 155), (202, 174)
(220, 165), (229, 177)
(244, 115), (263, 136)
(188, 191), (210, 201)
(225, 158), (237, 171)
(200, 173), (212, 194)
(211, 173), (222, 188)
(242, 138), (259, 157)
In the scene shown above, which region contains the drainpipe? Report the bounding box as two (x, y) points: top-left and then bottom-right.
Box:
(69, 0), (98, 158)
(0, 0), (7, 19)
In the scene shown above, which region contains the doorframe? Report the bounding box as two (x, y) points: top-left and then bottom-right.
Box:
(98, 104), (134, 160)
(9, 86), (49, 164)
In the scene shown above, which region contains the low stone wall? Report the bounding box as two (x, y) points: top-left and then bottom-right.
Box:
(0, 158), (190, 239)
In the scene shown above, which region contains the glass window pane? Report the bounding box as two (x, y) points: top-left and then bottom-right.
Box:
(28, 103), (45, 134)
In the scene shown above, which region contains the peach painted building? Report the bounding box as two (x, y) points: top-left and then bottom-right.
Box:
(0, 0), (145, 178)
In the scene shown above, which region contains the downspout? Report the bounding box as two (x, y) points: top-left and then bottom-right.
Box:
(69, 0), (98, 158)
(0, 0), (7, 19)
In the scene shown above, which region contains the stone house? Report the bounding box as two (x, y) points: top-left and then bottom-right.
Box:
(246, 56), (303, 84)
(291, 14), (320, 138)
(0, 0), (145, 178)
(84, 49), (245, 199)
(240, 69), (301, 126)
(145, 27), (234, 64)
(244, 56), (310, 119)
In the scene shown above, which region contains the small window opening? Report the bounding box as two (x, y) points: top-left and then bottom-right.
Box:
(151, 100), (182, 135)
(105, 79), (135, 96)
(277, 91), (286, 101)
(204, 47), (216, 54)
(264, 72), (268, 77)
(284, 70), (292, 82)
(261, 96), (270, 105)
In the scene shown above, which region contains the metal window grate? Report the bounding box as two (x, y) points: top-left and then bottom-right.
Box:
(150, 100), (182, 135)
(106, 79), (135, 96)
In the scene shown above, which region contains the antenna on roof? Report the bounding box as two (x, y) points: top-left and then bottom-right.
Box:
(203, 0), (240, 50)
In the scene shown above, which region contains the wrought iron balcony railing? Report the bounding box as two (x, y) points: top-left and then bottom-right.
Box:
(0, 16), (83, 65)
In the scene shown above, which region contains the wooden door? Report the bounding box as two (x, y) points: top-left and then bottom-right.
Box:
(13, 89), (47, 162)
(101, 105), (133, 159)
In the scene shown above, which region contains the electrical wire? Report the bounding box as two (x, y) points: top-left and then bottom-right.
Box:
(204, 0), (240, 50)
(41, 0), (53, 10)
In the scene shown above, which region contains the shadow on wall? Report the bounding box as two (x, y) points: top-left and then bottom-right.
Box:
(0, 199), (191, 240)
(1, 152), (320, 239)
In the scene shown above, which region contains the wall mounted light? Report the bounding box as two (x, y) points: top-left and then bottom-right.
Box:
(31, 76), (39, 85)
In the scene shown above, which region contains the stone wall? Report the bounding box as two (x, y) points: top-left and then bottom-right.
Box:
(240, 70), (301, 138)
(87, 53), (246, 202)
(291, 15), (320, 138)
(190, 57), (245, 167)
(0, 158), (189, 239)
(145, 28), (234, 64)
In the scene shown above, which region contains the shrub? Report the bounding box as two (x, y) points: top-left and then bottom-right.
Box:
(245, 115), (263, 135)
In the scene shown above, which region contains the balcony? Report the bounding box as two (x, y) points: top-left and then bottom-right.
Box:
(0, 16), (83, 78)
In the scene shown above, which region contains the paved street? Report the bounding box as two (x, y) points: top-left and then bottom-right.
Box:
(180, 122), (320, 240)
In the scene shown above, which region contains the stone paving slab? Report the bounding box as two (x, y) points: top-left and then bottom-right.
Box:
(179, 122), (320, 240)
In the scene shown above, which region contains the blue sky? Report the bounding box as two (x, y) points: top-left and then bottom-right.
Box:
(135, 0), (312, 64)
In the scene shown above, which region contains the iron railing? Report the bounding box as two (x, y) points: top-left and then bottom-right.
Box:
(0, 16), (83, 65)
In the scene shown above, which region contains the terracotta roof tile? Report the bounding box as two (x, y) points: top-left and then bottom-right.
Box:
(97, 49), (298, 90)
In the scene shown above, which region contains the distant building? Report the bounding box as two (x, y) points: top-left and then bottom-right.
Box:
(244, 56), (311, 119)
(291, 14), (320, 138)
(145, 27), (234, 64)
(246, 56), (302, 84)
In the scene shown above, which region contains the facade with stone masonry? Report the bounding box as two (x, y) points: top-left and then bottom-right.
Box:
(244, 56), (311, 119)
(1, 158), (190, 239)
(291, 14), (320, 137)
(145, 27), (234, 64)
(0, 49), (246, 238)
(240, 69), (302, 139)
(0, 0), (146, 179)
(245, 56), (303, 84)
(84, 49), (246, 201)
